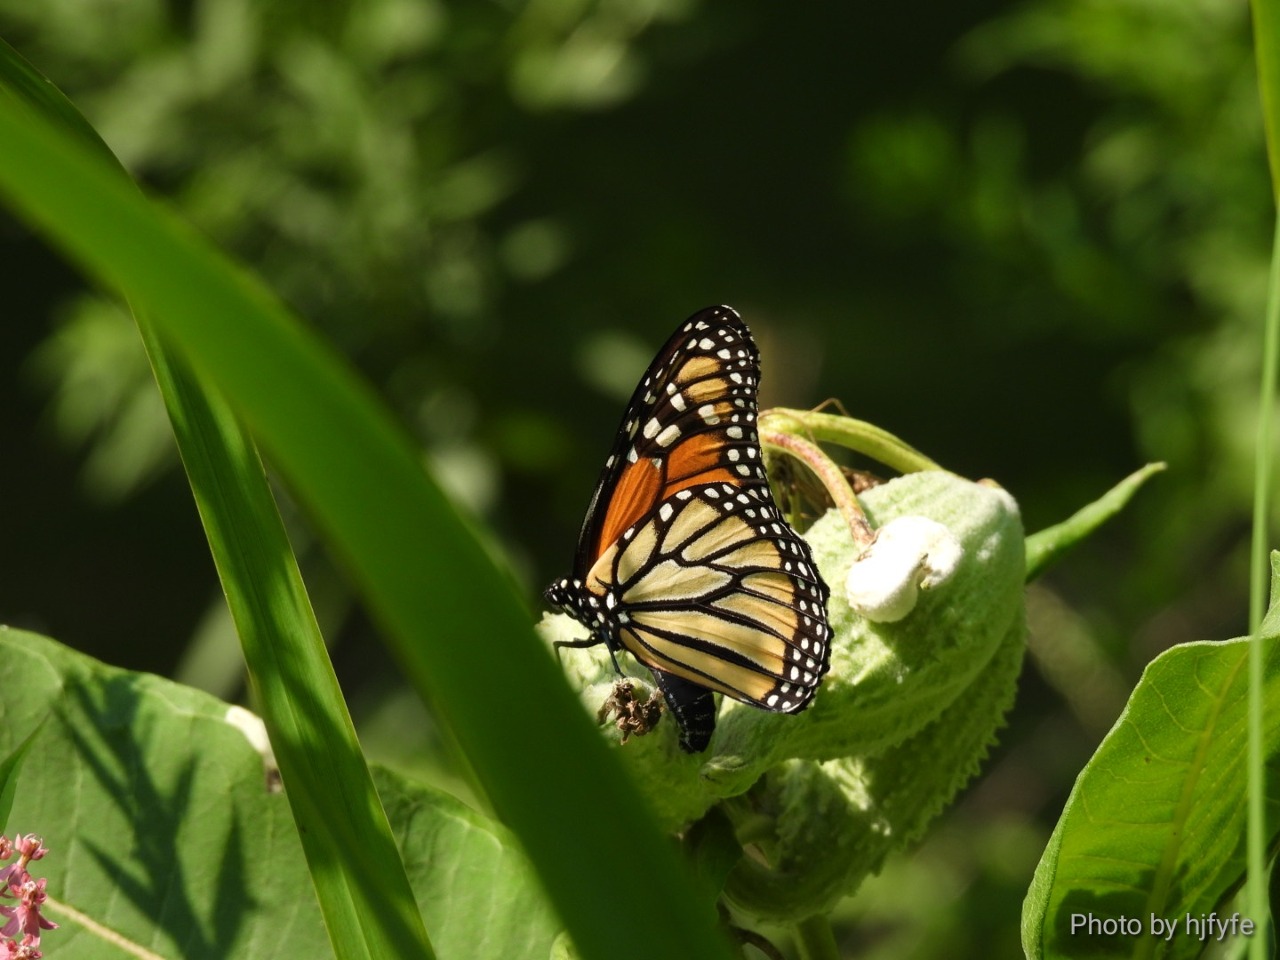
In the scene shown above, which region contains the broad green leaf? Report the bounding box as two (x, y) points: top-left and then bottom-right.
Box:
(0, 51), (734, 960)
(1021, 630), (1280, 959)
(0, 722), (41, 836)
(0, 629), (559, 960)
(2, 627), (328, 959)
(374, 766), (559, 959)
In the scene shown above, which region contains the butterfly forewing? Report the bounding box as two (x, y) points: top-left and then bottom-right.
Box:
(548, 305), (831, 752)
(574, 307), (768, 569)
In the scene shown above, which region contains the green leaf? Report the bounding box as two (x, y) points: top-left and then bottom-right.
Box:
(2, 628), (329, 958)
(374, 766), (559, 960)
(0, 720), (42, 836)
(1024, 463), (1166, 582)
(0, 44), (734, 960)
(1021, 629), (1280, 959)
(1252, 0), (1280, 202)
(0, 36), (116, 171)
(0, 629), (560, 960)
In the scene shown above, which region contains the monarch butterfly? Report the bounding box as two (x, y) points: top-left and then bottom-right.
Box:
(545, 306), (832, 752)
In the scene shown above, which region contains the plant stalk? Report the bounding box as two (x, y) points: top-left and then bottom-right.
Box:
(793, 914), (841, 960)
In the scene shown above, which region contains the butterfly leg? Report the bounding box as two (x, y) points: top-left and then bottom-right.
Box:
(553, 635), (626, 676)
(649, 668), (717, 753)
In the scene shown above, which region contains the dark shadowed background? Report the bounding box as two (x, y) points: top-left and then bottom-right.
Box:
(0, 1), (1267, 956)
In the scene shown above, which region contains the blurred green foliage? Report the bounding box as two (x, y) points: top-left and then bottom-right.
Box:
(0, 0), (1273, 956)
(11, 0), (691, 509)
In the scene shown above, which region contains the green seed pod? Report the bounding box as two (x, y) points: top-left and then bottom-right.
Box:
(709, 471), (1025, 771)
(541, 470), (1028, 848)
(715, 471), (1028, 920)
(721, 601), (1026, 920)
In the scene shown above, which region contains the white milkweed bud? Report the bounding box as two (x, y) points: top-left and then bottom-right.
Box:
(844, 516), (962, 622)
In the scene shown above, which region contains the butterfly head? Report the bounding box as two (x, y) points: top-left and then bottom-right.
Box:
(543, 577), (575, 612)
(544, 576), (611, 631)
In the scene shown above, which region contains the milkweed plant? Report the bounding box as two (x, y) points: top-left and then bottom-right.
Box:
(2, 10), (1280, 960)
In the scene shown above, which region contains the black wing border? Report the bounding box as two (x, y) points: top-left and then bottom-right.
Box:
(570, 304), (759, 575)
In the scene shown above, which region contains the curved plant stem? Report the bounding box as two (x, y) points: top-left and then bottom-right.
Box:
(760, 427), (874, 548)
(760, 408), (942, 474)
(793, 914), (841, 960)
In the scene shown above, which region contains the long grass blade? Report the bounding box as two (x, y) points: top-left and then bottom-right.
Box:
(0, 61), (734, 960)
(1248, 1), (1280, 954)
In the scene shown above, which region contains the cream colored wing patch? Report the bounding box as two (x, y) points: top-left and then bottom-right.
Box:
(585, 481), (830, 713)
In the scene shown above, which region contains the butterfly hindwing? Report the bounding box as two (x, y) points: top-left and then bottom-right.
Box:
(590, 483), (829, 709)
(547, 306), (831, 753)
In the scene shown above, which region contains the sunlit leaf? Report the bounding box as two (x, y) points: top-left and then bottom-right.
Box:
(1, 629), (560, 960)
(1022, 630), (1280, 959)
